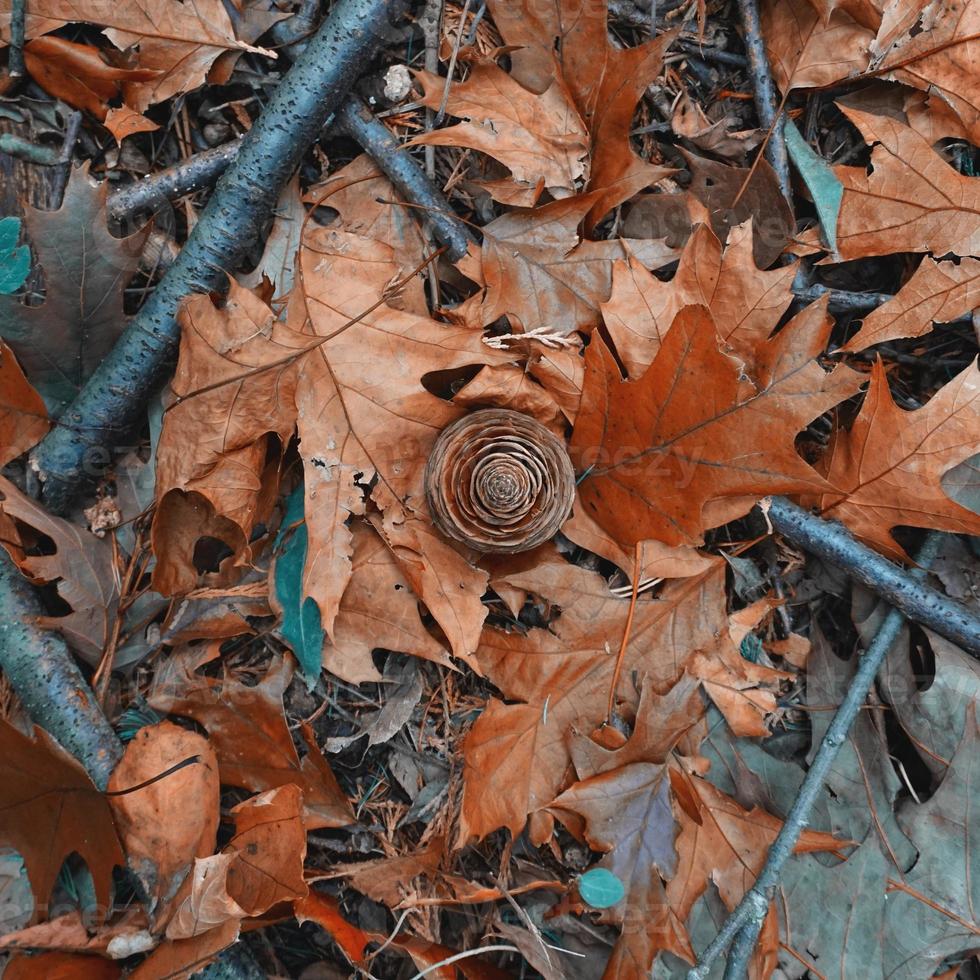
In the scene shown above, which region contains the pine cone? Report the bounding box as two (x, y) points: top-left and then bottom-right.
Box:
(424, 408), (576, 554)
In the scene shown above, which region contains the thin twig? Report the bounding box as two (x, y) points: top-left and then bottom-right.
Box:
(736, 0), (791, 203)
(764, 497), (980, 654)
(405, 945), (519, 980)
(50, 109), (82, 208)
(692, 531), (944, 979)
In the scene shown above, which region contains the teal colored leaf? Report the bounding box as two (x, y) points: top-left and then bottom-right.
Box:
(783, 117), (843, 255)
(274, 484), (323, 688)
(578, 868), (625, 909)
(0, 216), (20, 252)
(0, 217), (29, 295)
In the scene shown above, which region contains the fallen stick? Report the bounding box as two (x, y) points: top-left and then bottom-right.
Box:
(8, 0), (25, 79)
(689, 530), (944, 980)
(736, 0), (791, 203)
(30, 0), (407, 514)
(0, 549), (122, 789)
(336, 93), (475, 260)
(765, 496), (980, 654)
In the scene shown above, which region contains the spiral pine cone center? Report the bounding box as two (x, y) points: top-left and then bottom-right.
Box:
(424, 409), (576, 554)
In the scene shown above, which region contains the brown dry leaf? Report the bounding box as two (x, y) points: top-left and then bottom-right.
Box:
(148, 655), (353, 830)
(303, 155), (428, 315)
(761, 0), (874, 90)
(0, 0), (271, 111)
(412, 61), (589, 207)
(166, 784), (307, 939)
(153, 280), (300, 590)
(24, 36), (159, 122)
(3, 951), (122, 978)
(331, 836), (444, 908)
(452, 363), (565, 433)
(874, 0), (980, 145)
(570, 304), (860, 550)
(293, 224), (503, 654)
(107, 722), (220, 922)
(561, 497), (716, 581)
(0, 909), (149, 955)
(324, 519), (452, 684)
(550, 763), (693, 975)
(600, 221), (795, 379)
(459, 193), (680, 336)
(803, 0), (884, 29)
(0, 475), (119, 662)
(834, 106), (980, 260)
(666, 766), (844, 965)
(459, 553), (730, 842)
(682, 152), (795, 269)
(810, 359), (980, 560)
(0, 341), (48, 466)
(104, 104), (160, 142)
(0, 719), (124, 924)
(0, 165), (149, 415)
(486, 0), (675, 230)
(842, 256), (980, 352)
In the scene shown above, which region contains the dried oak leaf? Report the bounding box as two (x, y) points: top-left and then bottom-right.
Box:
(457, 193), (680, 336)
(570, 303), (860, 550)
(842, 256), (980, 352)
(0, 0), (270, 111)
(0, 719), (124, 923)
(874, 0), (980, 145)
(882, 707), (980, 977)
(808, 359), (980, 560)
(460, 552), (747, 842)
(833, 106), (980, 260)
(107, 722), (220, 922)
(424, 408), (576, 554)
(761, 0), (874, 91)
(293, 224), (505, 656)
(0, 475), (119, 662)
(148, 655), (353, 830)
(682, 153), (795, 269)
(411, 61), (589, 207)
(600, 221), (796, 379)
(0, 908), (148, 956)
(486, 0), (675, 229)
(666, 766), (843, 971)
(0, 165), (148, 414)
(0, 341), (49, 466)
(549, 763), (692, 975)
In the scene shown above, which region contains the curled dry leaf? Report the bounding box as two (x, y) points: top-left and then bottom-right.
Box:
(0, 0), (272, 111)
(424, 408), (576, 554)
(166, 784), (307, 940)
(107, 722), (220, 923)
(486, 0), (676, 230)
